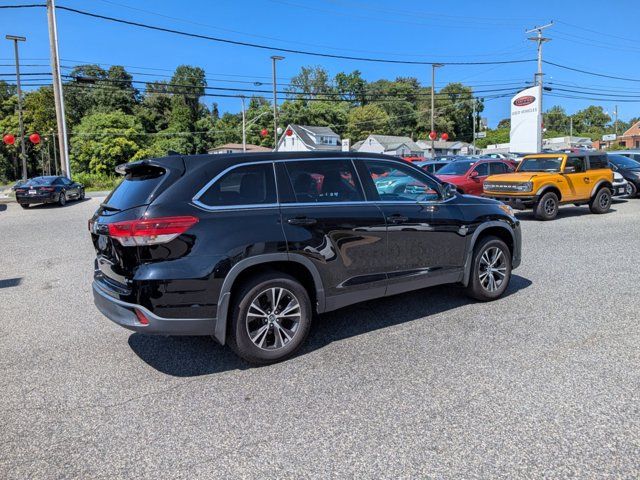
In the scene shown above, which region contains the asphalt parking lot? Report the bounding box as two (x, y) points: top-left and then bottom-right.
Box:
(1, 197), (639, 479)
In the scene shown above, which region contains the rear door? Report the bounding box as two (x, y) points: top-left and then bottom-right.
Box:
(357, 158), (467, 296)
(277, 159), (387, 311)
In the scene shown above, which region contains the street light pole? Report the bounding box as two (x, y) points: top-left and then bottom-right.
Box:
(271, 55), (284, 151)
(430, 63), (443, 159)
(526, 22), (553, 153)
(6, 35), (27, 182)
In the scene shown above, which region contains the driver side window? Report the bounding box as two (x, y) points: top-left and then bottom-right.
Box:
(363, 160), (441, 202)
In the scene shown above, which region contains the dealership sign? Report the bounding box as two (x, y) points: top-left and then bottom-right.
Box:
(510, 86), (542, 153)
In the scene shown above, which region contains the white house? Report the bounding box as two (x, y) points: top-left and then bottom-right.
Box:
(417, 140), (475, 157)
(356, 135), (423, 157)
(277, 125), (342, 152)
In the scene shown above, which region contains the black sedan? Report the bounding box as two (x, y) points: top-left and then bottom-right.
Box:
(15, 176), (85, 208)
(413, 160), (450, 174)
(608, 154), (640, 198)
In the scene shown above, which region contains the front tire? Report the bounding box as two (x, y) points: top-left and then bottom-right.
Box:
(589, 187), (612, 214)
(465, 236), (512, 301)
(534, 191), (559, 220)
(228, 272), (312, 365)
(626, 182), (637, 198)
(58, 191), (66, 207)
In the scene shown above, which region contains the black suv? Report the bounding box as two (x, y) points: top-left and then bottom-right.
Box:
(90, 152), (522, 364)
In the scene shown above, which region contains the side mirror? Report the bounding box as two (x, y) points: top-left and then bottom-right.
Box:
(470, 170), (479, 178)
(442, 182), (457, 199)
(563, 166), (576, 174)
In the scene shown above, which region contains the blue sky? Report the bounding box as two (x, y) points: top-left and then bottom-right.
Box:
(1, 0), (638, 128)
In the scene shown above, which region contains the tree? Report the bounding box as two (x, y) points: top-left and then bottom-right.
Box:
(368, 78), (418, 137)
(334, 70), (367, 104)
(474, 128), (510, 149)
(345, 104), (390, 140)
(288, 66), (333, 98)
(573, 106), (611, 133)
(70, 111), (147, 174)
(543, 105), (569, 134)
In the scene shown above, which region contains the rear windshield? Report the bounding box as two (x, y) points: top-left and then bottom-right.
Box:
(102, 166), (166, 210)
(24, 177), (56, 186)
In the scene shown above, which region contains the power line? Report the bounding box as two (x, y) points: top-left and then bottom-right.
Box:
(544, 60), (640, 83)
(52, 5), (536, 66)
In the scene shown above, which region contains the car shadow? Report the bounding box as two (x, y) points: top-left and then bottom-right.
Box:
(0, 204), (6, 212)
(0, 277), (22, 289)
(516, 206), (617, 221)
(27, 197), (91, 209)
(128, 274), (532, 377)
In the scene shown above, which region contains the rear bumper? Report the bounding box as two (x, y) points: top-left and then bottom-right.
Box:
(93, 281), (216, 336)
(16, 193), (57, 204)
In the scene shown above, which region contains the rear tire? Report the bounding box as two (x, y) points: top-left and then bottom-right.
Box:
(626, 182), (637, 198)
(589, 187), (612, 214)
(58, 191), (66, 207)
(19, 203), (29, 209)
(534, 191), (559, 220)
(465, 236), (512, 301)
(228, 272), (312, 365)
(79, 188), (85, 200)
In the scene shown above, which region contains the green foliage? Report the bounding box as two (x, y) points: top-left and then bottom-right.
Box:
(73, 171), (122, 191)
(475, 128), (510, 149)
(70, 111), (147, 174)
(346, 104), (390, 140)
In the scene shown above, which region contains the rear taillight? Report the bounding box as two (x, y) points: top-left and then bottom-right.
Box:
(15, 188), (25, 193)
(40, 187), (55, 191)
(134, 309), (149, 325)
(107, 216), (199, 246)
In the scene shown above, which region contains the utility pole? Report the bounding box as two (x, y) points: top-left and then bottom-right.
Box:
(614, 105), (619, 136)
(431, 63), (443, 158)
(47, 0), (71, 178)
(472, 99), (477, 154)
(270, 55), (284, 151)
(569, 116), (573, 138)
(6, 35), (27, 182)
(241, 97), (247, 152)
(526, 21), (553, 153)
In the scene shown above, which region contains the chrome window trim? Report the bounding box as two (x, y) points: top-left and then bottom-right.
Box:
(191, 156), (453, 212)
(191, 160), (277, 211)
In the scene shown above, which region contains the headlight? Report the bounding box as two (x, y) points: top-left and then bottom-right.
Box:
(516, 182), (533, 192)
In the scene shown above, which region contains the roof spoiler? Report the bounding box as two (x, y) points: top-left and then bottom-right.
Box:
(115, 156), (186, 176)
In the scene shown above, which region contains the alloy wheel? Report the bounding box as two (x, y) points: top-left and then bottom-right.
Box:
(599, 191), (610, 209)
(479, 246), (507, 292)
(544, 198), (556, 216)
(245, 287), (301, 351)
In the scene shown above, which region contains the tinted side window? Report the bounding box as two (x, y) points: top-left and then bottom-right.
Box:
(284, 160), (363, 203)
(565, 157), (586, 173)
(364, 160), (440, 202)
(473, 163), (489, 176)
(53, 178), (64, 185)
(588, 154), (608, 170)
(198, 163), (276, 207)
(490, 162), (508, 174)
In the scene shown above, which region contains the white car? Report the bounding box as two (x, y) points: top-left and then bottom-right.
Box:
(612, 171), (629, 197)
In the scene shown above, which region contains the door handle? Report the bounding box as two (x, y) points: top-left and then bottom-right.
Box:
(387, 214), (408, 224)
(287, 217), (317, 226)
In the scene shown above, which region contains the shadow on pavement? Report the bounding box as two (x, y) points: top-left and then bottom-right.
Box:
(516, 207), (617, 221)
(26, 197), (92, 209)
(0, 204), (6, 212)
(128, 274), (532, 377)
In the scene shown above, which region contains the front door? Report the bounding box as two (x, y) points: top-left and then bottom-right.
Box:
(357, 159), (468, 296)
(562, 156), (590, 201)
(277, 159), (388, 311)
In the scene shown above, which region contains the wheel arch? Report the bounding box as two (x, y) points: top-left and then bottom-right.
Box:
(213, 253), (325, 345)
(590, 180), (613, 197)
(535, 184), (562, 201)
(462, 221), (515, 287)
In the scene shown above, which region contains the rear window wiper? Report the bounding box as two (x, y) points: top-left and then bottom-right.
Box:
(100, 202), (121, 212)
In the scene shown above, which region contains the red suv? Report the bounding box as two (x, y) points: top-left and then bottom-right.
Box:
(435, 158), (515, 195)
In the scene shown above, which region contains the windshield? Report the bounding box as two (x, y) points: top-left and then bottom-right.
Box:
(609, 154), (640, 170)
(437, 160), (474, 175)
(518, 156), (563, 173)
